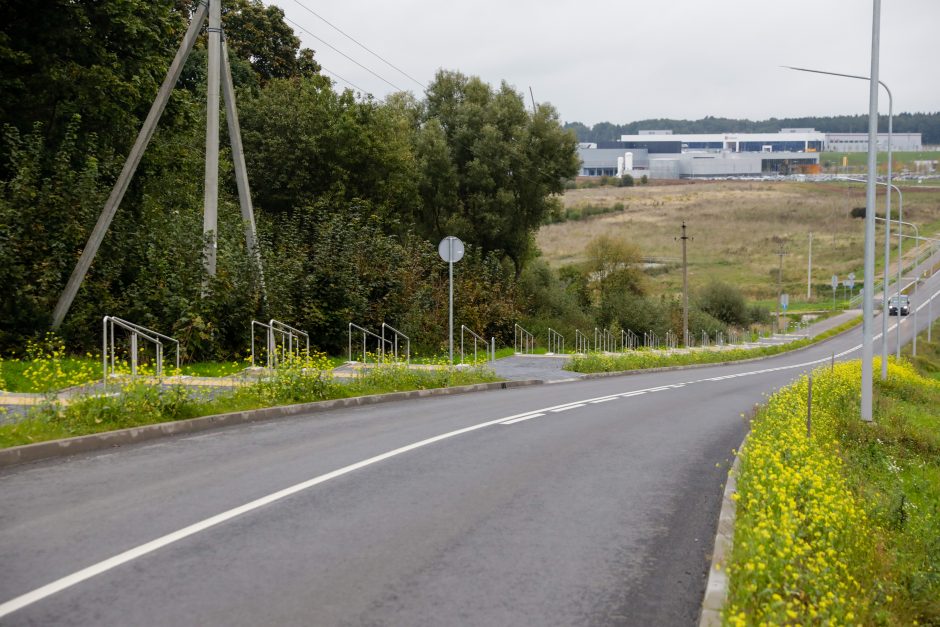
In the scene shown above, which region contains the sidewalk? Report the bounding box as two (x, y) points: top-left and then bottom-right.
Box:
(2, 311), (862, 420)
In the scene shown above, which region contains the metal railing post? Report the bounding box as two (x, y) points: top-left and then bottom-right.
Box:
(102, 316), (109, 385)
(460, 325), (487, 363)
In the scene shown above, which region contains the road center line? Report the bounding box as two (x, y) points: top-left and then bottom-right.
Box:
(550, 404), (585, 413)
(0, 331), (876, 618)
(500, 413), (545, 425)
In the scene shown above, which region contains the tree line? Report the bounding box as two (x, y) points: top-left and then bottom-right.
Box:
(1, 1), (762, 360)
(0, 0), (583, 357)
(566, 112), (940, 145)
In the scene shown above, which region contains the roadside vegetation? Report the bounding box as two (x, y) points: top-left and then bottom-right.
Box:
(0, 354), (500, 448)
(566, 316), (860, 374)
(725, 320), (940, 624)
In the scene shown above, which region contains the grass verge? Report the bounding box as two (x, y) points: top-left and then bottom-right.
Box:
(565, 316), (861, 374)
(0, 356), (501, 449)
(725, 357), (940, 624)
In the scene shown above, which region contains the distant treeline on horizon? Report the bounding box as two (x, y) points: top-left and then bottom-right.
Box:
(565, 112), (940, 146)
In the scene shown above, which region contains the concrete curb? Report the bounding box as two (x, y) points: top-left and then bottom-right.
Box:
(0, 379), (542, 469)
(699, 436), (747, 627)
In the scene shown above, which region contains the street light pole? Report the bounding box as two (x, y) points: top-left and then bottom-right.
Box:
(860, 0), (881, 423)
(784, 15), (888, 421)
(840, 177), (901, 377)
(780, 72), (895, 335)
(875, 217), (931, 361)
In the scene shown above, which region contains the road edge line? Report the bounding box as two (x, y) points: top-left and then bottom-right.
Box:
(699, 435), (747, 627)
(0, 379), (543, 469)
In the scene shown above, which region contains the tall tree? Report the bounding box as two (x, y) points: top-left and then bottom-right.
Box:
(238, 77), (417, 218)
(0, 0), (189, 153)
(416, 70), (579, 275)
(221, 0), (320, 84)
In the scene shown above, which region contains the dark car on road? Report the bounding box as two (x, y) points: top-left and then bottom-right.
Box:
(889, 295), (910, 316)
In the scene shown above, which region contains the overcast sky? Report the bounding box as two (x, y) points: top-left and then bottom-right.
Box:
(271, 0), (939, 126)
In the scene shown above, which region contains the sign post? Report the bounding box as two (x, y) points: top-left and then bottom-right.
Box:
(831, 274), (838, 311)
(438, 236), (465, 365)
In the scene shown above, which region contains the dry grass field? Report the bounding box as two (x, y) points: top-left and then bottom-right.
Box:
(538, 181), (940, 302)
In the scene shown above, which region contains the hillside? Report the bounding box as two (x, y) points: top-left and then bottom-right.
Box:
(537, 180), (940, 302)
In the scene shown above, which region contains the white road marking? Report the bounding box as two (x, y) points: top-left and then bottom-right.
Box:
(590, 398), (617, 404)
(5, 309), (919, 619)
(500, 413), (545, 425)
(550, 404), (585, 413)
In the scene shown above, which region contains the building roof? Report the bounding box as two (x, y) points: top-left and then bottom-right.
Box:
(620, 131), (826, 143)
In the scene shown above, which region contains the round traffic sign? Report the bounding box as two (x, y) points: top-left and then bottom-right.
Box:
(438, 236), (465, 263)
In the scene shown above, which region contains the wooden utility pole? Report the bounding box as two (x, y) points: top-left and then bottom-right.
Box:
(807, 232), (813, 300)
(677, 222), (692, 346)
(775, 247), (790, 334)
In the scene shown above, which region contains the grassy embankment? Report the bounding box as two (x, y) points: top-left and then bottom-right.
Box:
(566, 316), (860, 374)
(538, 181), (940, 306)
(821, 150), (940, 171)
(724, 316), (940, 625)
(0, 353), (500, 449)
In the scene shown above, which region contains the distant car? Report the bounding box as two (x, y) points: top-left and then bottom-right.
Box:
(888, 295), (910, 316)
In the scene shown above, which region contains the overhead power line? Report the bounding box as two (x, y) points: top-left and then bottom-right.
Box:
(274, 2), (566, 187)
(319, 67), (370, 95)
(290, 0), (426, 90)
(281, 14), (406, 93)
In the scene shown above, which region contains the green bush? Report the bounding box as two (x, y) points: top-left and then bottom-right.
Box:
(698, 280), (748, 327)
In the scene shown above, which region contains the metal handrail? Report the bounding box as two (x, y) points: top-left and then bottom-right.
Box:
(595, 328), (615, 352)
(460, 325), (489, 364)
(348, 323), (392, 364)
(575, 329), (590, 354)
(594, 327), (615, 353)
(381, 322), (410, 364)
(102, 316), (179, 381)
(547, 328), (565, 354)
(251, 320), (294, 368)
(514, 323), (534, 354)
(622, 329), (639, 351)
(270, 319), (309, 359)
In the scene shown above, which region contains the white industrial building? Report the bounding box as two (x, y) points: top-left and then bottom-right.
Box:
(825, 132), (922, 152)
(577, 129), (823, 179)
(575, 127), (925, 179)
(619, 129), (826, 153)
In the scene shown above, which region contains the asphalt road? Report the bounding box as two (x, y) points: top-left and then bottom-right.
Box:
(1, 274), (938, 626)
